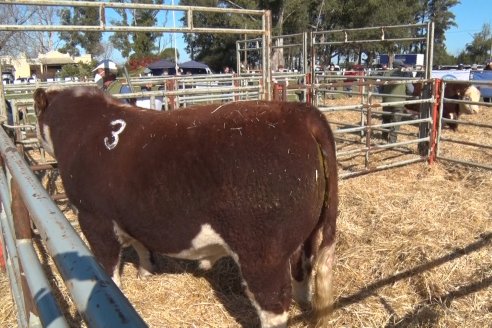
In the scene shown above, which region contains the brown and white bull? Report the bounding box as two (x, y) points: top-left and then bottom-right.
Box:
(406, 81), (480, 130)
(33, 86), (339, 327)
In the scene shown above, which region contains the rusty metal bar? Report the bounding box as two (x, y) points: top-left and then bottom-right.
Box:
(314, 22), (429, 34)
(316, 37), (426, 46)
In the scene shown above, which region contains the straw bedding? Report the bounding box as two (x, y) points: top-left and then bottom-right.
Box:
(0, 98), (490, 327)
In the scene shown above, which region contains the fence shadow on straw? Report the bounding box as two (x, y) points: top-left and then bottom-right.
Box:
(333, 232), (491, 310)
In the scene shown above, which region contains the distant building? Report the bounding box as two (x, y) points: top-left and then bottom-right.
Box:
(0, 51), (92, 81)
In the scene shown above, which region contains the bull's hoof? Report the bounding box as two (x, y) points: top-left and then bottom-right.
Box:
(137, 267), (154, 278)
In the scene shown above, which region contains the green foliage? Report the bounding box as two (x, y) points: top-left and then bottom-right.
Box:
(425, 0), (459, 46)
(462, 23), (492, 65)
(159, 48), (180, 61)
(180, 0), (259, 72)
(109, 0), (165, 59)
(179, 0), (459, 69)
(58, 0), (103, 57)
(58, 62), (96, 79)
(434, 44), (457, 65)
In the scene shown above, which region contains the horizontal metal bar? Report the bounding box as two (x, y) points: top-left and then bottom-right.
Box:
(339, 157), (426, 179)
(334, 117), (430, 135)
(444, 98), (492, 108)
(316, 37), (426, 45)
(0, 24), (264, 34)
(437, 155), (492, 170)
(336, 137), (429, 157)
(439, 137), (492, 150)
(441, 117), (492, 129)
(313, 23), (428, 34)
(0, 128), (147, 328)
(0, 0), (265, 15)
(112, 85), (261, 99)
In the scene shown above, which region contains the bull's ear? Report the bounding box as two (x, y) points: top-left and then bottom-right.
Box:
(33, 88), (48, 116)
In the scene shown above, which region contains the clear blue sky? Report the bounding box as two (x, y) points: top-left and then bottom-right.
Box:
(445, 0), (491, 57)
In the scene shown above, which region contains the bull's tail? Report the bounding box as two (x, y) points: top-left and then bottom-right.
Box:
(308, 108), (339, 326)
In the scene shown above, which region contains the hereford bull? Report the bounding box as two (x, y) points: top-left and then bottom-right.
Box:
(33, 86), (338, 328)
(406, 81), (480, 130)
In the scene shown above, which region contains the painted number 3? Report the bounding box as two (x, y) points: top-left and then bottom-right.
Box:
(104, 119), (127, 150)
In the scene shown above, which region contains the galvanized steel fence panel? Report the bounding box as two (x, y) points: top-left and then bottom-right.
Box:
(0, 128), (149, 327)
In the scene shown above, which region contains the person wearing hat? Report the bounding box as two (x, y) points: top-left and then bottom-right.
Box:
(380, 60), (414, 143)
(93, 59), (136, 104)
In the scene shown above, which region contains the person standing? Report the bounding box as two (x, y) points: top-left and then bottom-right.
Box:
(380, 60), (414, 143)
(326, 64), (337, 99)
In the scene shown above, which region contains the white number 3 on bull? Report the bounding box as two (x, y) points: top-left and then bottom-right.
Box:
(104, 119), (127, 150)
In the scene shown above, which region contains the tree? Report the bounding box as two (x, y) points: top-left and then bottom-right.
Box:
(109, 0), (165, 60)
(159, 47), (180, 61)
(30, 6), (63, 55)
(58, 0), (103, 57)
(460, 23), (491, 65)
(416, 0), (459, 65)
(0, 4), (39, 56)
(58, 61), (95, 80)
(180, 0), (259, 72)
(178, 0), (460, 70)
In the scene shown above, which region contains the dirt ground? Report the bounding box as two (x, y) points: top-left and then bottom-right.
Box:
(1, 97), (491, 327)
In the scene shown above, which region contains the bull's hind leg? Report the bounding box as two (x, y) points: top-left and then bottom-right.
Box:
(77, 211), (123, 286)
(241, 260), (291, 328)
(290, 228), (323, 305)
(290, 246), (313, 305)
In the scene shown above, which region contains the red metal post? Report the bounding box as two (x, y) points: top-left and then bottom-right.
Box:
(428, 78), (442, 164)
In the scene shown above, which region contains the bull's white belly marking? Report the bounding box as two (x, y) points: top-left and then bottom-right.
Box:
(104, 119), (126, 150)
(169, 224), (236, 265)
